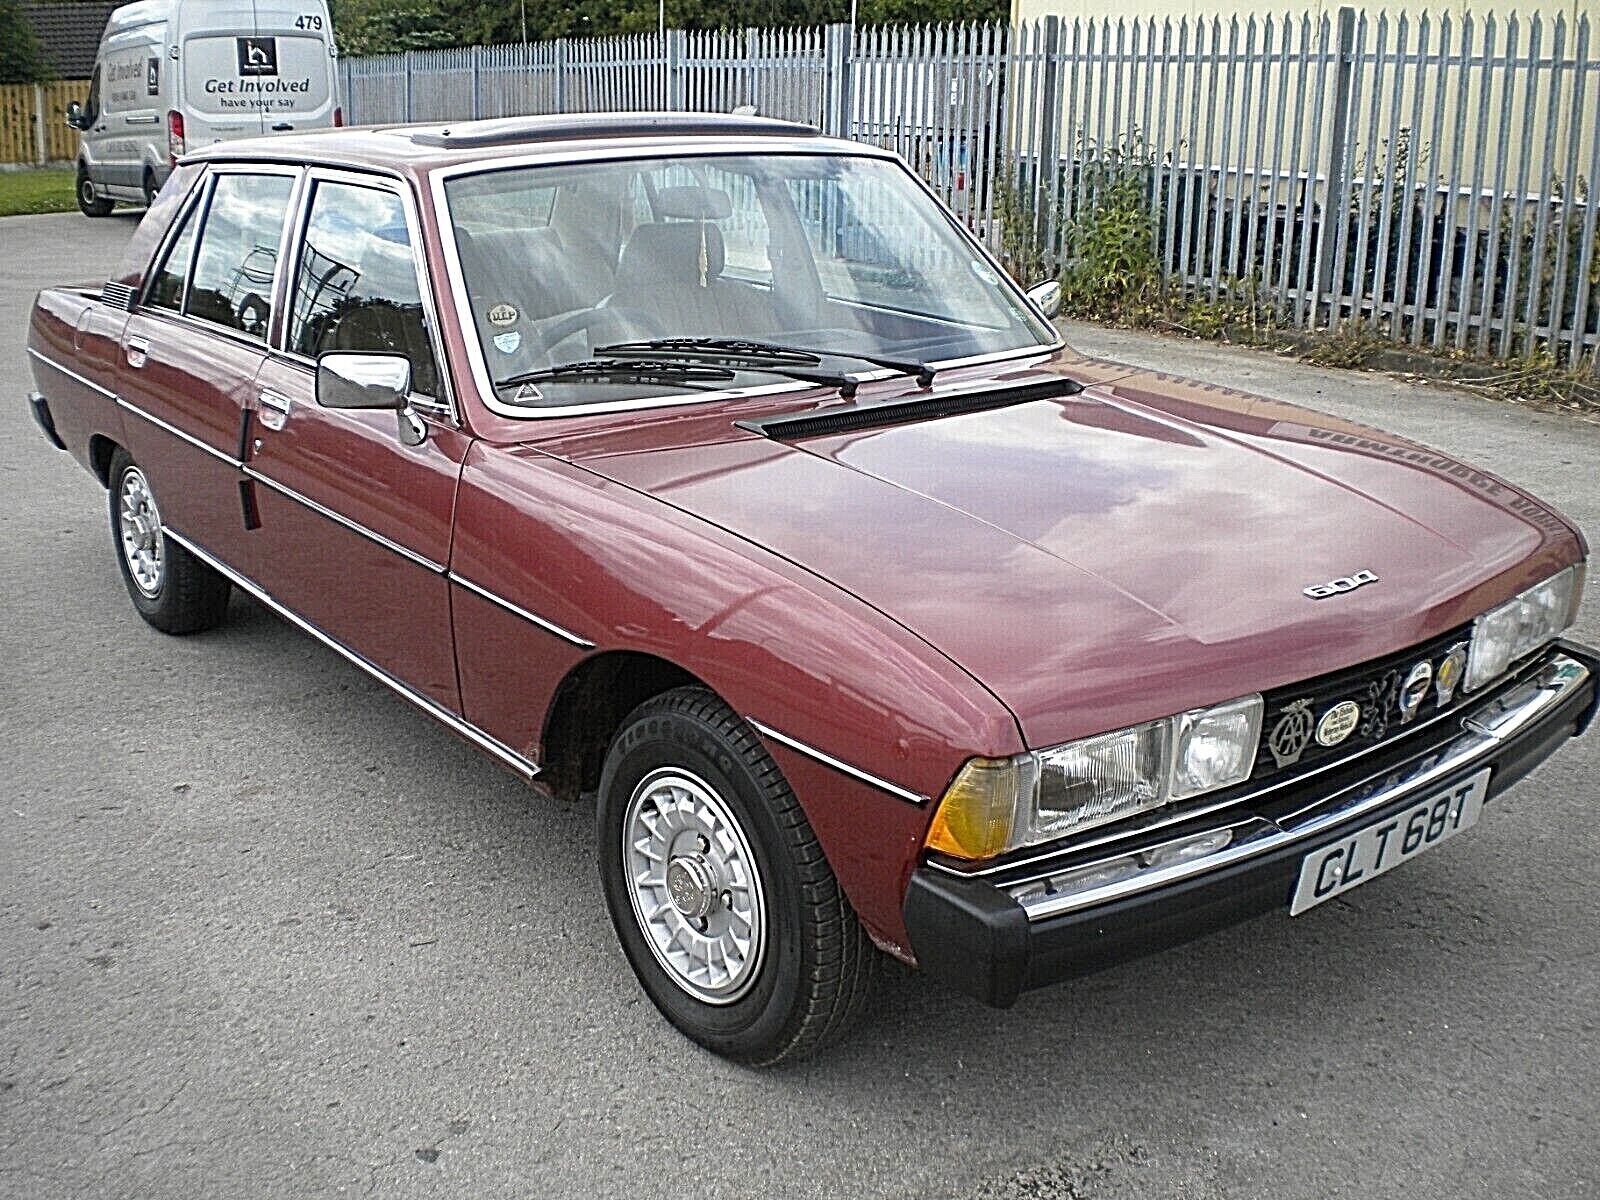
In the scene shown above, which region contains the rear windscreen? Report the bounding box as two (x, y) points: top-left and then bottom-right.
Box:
(182, 34), (331, 116)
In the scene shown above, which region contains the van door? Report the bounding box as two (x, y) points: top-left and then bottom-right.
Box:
(180, 35), (270, 143)
(178, 6), (337, 146)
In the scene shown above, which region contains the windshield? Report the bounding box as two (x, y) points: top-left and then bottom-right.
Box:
(442, 152), (1056, 409)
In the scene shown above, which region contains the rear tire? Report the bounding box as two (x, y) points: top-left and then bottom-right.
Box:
(76, 165), (113, 218)
(597, 686), (876, 1065)
(108, 449), (230, 634)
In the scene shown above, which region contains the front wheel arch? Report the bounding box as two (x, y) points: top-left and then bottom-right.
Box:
(540, 649), (701, 801)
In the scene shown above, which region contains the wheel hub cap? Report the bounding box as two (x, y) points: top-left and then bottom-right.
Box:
(623, 768), (766, 1005)
(117, 467), (164, 598)
(665, 854), (717, 920)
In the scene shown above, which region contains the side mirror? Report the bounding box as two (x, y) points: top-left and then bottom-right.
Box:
(1025, 279), (1062, 320)
(316, 352), (426, 446)
(65, 101), (85, 130)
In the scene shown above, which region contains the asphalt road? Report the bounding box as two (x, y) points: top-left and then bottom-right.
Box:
(3, 210), (1598, 1200)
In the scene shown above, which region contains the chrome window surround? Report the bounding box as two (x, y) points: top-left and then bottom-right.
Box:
(137, 163), (307, 350)
(961, 651), (1591, 923)
(425, 136), (1066, 421)
(135, 160), (460, 428)
(271, 165), (459, 424)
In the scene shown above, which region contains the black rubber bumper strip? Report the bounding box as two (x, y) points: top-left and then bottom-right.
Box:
(29, 393), (67, 451)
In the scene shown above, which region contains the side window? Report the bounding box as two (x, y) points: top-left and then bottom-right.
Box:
(145, 197), (200, 312)
(83, 67), (101, 127)
(185, 173), (294, 340)
(287, 181), (440, 399)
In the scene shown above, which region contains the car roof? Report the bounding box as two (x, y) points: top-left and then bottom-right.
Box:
(182, 112), (845, 176)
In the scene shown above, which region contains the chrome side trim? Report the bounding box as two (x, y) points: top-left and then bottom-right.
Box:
(161, 524), (540, 780)
(116, 397), (240, 467)
(26, 347), (119, 401)
(242, 466), (445, 574)
(747, 719), (928, 805)
(1001, 652), (1590, 923)
(448, 573), (595, 649)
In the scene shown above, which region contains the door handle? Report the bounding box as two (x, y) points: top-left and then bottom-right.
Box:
(257, 389), (292, 431)
(125, 336), (149, 368)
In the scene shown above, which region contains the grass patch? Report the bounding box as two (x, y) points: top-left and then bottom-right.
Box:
(0, 168), (76, 217)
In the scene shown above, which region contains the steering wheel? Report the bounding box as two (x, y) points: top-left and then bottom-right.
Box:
(527, 305), (669, 358)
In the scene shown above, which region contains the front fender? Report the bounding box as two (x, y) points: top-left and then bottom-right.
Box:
(449, 442), (1023, 949)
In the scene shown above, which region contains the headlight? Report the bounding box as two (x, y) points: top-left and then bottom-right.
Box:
(1464, 562), (1585, 692)
(925, 694), (1263, 862)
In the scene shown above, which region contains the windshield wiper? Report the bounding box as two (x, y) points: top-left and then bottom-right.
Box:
(494, 358), (739, 394)
(598, 337), (937, 388)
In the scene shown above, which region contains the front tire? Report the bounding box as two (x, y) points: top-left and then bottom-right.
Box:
(76, 165), (113, 217)
(597, 687), (876, 1065)
(108, 449), (230, 634)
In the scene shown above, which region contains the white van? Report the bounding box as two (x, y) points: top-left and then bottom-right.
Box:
(67, 0), (340, 216)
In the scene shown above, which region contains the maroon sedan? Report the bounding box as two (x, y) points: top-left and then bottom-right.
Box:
(26, 114), (1597, 1064)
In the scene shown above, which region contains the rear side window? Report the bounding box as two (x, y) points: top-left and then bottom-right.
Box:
(287, 180), (440, 398)
(185, 173), (294, 340)
(145, 201), (199, 312)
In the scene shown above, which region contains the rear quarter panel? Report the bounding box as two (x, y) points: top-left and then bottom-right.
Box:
(28, 287), (127, 478)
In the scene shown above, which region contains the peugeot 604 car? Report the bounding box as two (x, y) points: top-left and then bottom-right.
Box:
(26, 113), (1597, 1064)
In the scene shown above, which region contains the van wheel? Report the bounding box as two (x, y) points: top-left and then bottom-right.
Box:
(76, 166), (113, 218)
(108, 449), (231, 634)
(141, 169), (158, 208)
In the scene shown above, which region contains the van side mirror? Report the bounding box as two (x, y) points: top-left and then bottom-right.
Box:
(65, 101), (85, 130)
(1026, 279), (1062, 320)
(316, 352), (426, 446)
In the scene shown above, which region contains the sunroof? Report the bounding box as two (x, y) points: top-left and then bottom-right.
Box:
(409, 112), (820, 149)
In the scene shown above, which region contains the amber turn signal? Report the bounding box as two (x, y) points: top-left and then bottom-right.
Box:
(925, 757), (1021, 861)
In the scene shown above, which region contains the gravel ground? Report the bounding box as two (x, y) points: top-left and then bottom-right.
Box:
(2, 210), (1598, 1200)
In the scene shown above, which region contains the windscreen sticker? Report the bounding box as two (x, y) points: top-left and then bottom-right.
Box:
(492, 331), (522, 354)
(513, 383), (544, 403)
(488, 303), (518, 327)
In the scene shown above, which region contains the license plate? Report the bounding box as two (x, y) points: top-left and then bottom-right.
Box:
(1289, 768), (1490, 916)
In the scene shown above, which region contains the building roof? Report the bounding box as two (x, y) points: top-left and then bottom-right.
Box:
(21, 3), (120, 80)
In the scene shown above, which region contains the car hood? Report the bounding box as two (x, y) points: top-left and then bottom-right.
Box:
(568, 361), (1581, 748)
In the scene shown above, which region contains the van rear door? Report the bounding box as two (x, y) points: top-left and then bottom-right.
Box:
(178, 5), (336, 146)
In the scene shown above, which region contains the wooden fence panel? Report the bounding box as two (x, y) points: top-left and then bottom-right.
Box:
(0, 80), (89, 165)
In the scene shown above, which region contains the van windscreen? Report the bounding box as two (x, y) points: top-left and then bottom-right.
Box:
(182, 34), (331, 117)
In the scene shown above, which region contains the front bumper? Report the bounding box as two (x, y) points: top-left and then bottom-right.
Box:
(903, 641), (1598, 1008)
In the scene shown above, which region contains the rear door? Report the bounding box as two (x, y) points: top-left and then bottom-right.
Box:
(244, 170), (466, 709)
(178, 3), (337, 144)
(117, 165), (301, 570)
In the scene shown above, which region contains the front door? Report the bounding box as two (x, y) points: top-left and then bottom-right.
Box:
(243, 173), (465, 710)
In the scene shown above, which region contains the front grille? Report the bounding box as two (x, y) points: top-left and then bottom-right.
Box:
(1252, 624), (1474, 783)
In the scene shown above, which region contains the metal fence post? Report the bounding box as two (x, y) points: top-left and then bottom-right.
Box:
(470, 45), (481, 119)
(403, 51), (414, 122)
(1035, 16), (1065, 262)
(1314, 6), (1357, 324)
(32, 83), (47, 164)
(555, 39), (568, 112)
(666, 29), (687, 110)
(822, 24), (854, 138)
